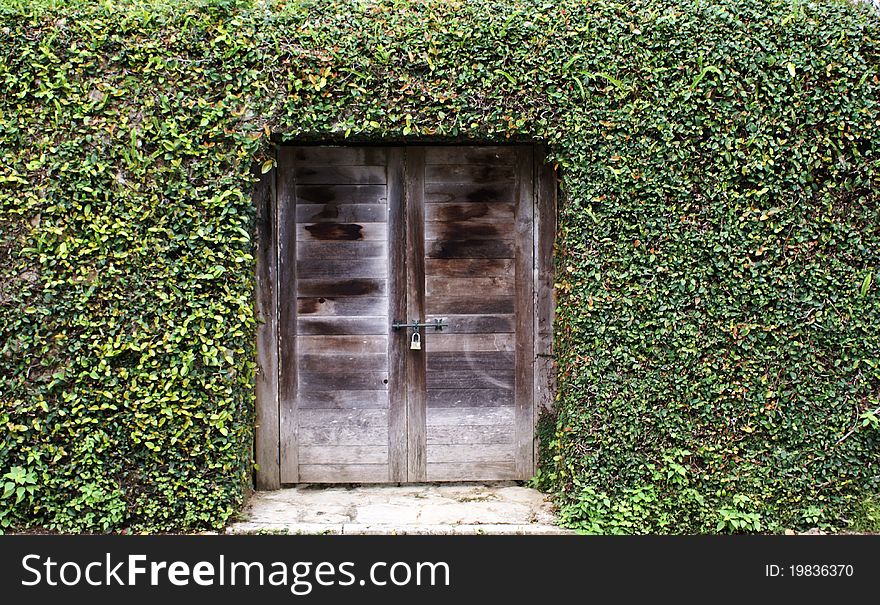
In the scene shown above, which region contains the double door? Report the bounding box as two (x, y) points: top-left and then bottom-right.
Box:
(278, 145), (535, 482)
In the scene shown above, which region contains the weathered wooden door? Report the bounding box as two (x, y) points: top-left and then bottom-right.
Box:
(277, 145), (535, 483)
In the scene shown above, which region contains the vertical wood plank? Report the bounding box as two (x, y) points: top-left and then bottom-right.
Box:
(534, 149), (557, 415)
(405, 146), (427, 481)
(278, 147), (299, 483)
(514, 145), (536, 478)
(386, 147), (408, 482)
(253, 158), (280, 490)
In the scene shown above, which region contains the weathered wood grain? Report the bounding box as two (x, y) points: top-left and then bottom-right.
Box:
(426, 444), (514, 463)
(296, 222), (387, 242)
(424, 182), (516, 204)
(297, 335), (388, 355)
(426, 424), (514, 445)
(425, 163), (516, 183)
(425, 314), (515, 334)
(513, 145), (536, 478)
(300, 445), (389, 465)
(296, 258), (387, 279)
(386, 147), (408, 482)
(427, 388), (515, 408)
(427, 333), (516, 352)
(297, 390), (388, 409)
(426, 462), (516, 481)
(296, 184), (387, 204)
(296, 278), (387, 297)
(296, 241), (387, 259)
(294, 164), (386, 184)
(292, 147), (388, 166)
(424, 146), (516, 165)
(427, 406), (514, 426)
(296, 316), (388, 335)
(426, 369), (515, 389)
(253, 160), (280, 490)
(425, 295), (515, 315)
(425, 258), (514, 278)
(405, 146), (427, 481)
(426, 276), (514, 297)
(426, 350), (515, 369)
(298, 371), (389, 391)
(535, 150), (557, 415)
(425, 202), (515, 224)
(297, 296), (388, 317)
(295, 203), (387, 224)
(298, 464), (389, 483)
(425, 238), (514, 259)
(278, 146), (299, 483)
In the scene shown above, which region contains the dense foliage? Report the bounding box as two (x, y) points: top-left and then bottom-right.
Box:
(1, 0), (878, 533)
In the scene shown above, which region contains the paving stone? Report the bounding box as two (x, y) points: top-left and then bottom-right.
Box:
(228, 483), (572, 535)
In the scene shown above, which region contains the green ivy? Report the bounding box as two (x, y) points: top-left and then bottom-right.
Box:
(1, 0), (878, 533)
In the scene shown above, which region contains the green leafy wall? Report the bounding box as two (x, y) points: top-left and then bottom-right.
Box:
(1, 0), (878, 533)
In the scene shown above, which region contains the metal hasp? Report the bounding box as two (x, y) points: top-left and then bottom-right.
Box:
(391, 318), (448, 331)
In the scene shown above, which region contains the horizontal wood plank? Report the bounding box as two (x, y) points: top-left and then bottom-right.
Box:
(426, 444), (515, 463)
(299, 371), (389, 391)
(297, 296), (388, 317)
(424, 146), (516, 165)
(427, 333), (516, 352)
(297, 408), (388, 427)
(425, 164), (516, 183)
(427, 369), (515, 390)
(296, 258), (387, 279)
(296, 204), (387, 224)
(297, 425), (388, 446)
(426, 295), (515, 315)
(297, 278), (387, 297)
(425, 314), (515, 334)
(426, 276), (514, 297)
(296, 223), (386, 242)
(299, 353), (387, 371)
(295, 165), (386, 184)
(300, 445), (389, 465)
(298, 335), (388, 355)
(425, 182), (516, 204)
(296, 241), (387, 259)
(426, 462), (517, 481)
(426, 424), (514, 445)
(296, 184), (387, 204)
(298, 390), (388, 409)
(297, 316), (388, 336)
(425, 258), (514, 277)
(427, 406), (515, 426)
(425, 239), (514, 259)
(292, 147), (388, 165)
(427, 389), (515, 408)
(425, 202), (515, 224)
(298, 464), (389, 482)
(425, 221), (514, 242)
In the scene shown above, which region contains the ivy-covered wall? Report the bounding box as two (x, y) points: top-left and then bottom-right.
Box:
(1, 0), (878, 533)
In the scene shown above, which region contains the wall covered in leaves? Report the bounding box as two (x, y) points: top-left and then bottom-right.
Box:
(1, 0), (878, 533)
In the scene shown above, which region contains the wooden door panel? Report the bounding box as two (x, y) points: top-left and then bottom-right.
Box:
(419, 146), (534, 482)
(279, 146), (404, 483)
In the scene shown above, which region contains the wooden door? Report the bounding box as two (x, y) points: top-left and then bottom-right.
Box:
(277, 146), (534, 483)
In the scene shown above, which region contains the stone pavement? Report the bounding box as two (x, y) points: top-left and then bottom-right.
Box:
(227, 482), (572, 535)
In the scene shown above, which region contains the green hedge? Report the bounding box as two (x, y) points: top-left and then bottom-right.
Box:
(1, 0), (878, 533)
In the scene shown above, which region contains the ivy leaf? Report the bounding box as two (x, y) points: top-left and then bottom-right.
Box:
(861, 272), (872, 297)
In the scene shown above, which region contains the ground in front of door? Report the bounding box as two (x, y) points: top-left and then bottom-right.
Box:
(227, 483), (571, 535)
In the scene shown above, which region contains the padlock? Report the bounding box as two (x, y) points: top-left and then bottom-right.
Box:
(410, 331), (422, 350)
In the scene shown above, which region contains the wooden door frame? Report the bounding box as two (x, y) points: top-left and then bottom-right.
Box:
(252, 144), (557, 490)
